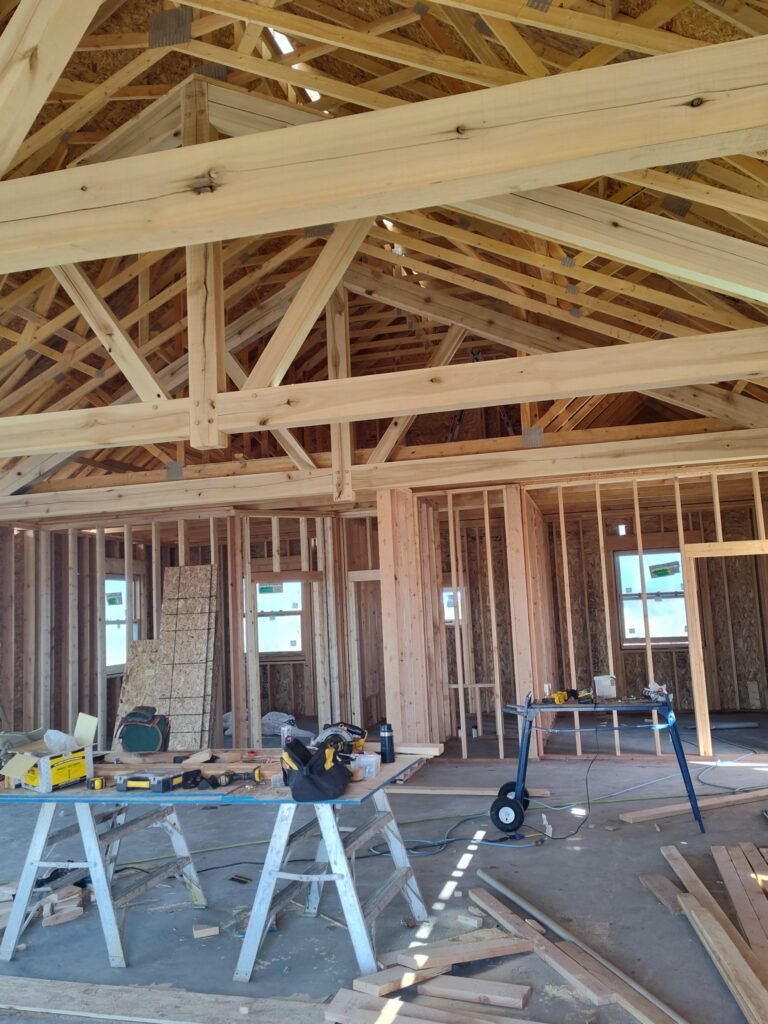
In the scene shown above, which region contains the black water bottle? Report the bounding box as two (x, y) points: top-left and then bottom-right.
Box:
(380, 722), (395, 764)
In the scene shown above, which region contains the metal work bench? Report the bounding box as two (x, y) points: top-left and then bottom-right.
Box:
(0, 755), (427, 981)
(492, 694), (705, 834)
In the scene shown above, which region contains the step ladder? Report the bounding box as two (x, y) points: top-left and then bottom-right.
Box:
(233, 788), (428, 982)
(0, 802), (206, 967)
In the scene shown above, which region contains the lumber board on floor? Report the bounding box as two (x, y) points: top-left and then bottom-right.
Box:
(416, 975), (531, 1008)
(639, 873), (684, 914)
(711, 845), (768, 952)
(352, 964), (447, 996)
(563, 943), (684, 1024)
(0, 978), (325, 1024)
(679, 894), (768, 1024)
(396, 936), (533, 969)
(660, 845), (768, 986)
(326, 989), (509, 1024)
(619, 788), (768, 823)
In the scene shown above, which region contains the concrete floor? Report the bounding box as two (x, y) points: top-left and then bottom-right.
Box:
(1, 753), (767, 1024)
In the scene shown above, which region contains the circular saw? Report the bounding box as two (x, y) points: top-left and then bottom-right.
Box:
(313, 721), (367, 755)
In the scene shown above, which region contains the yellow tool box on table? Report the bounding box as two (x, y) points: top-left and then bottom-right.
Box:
(0, 714), (96, 794)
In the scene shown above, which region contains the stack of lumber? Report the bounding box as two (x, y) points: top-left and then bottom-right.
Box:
(328, 884), (694, 1024)
(329, 927), (535, 1024)
(41, 884), (86, 928)
(115, 565), (221, 750)
(657, 843), (768, 1024)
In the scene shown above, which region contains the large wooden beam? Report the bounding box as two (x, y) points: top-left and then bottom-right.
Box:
(243, 219), (371, 390)
(2, 327), (768, 457)
(459, 188), (768, 304)
(182, 79), (226, 451)
(326, 285), (354, 502)
(0, 0), (102, 177)
(4, 425), (768, 522)
(345, 267), (768, 429)
(186, 242), (226, 449)
(1, 35), (767, 270)
(50, 264), (169, 402)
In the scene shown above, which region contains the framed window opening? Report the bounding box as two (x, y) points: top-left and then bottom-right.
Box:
(255, 579), (305, 659)
(105, 575), (141, 674)
(441, 585), (463, 625)
(614, 549), (688, 648)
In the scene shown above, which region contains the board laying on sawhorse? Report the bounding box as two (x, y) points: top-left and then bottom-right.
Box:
(0, 801), (205, 967)
(494, 694), (705, 834)
(233, 756), (429, 983)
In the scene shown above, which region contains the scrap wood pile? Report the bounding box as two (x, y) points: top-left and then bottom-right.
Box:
(327, 882), (691, 1024)
(641, 843), (768, 1024)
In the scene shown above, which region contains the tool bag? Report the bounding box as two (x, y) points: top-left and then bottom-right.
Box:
(115, 706), (171, 753)
(281, 736), (351, 803)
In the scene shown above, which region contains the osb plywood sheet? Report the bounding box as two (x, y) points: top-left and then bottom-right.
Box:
(115, 565), (220, 750)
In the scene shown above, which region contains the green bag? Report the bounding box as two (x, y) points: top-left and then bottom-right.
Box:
(115, 705), (171, 753)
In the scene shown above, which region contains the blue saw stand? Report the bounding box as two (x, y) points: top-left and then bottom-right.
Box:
(492, 693), (705, 834)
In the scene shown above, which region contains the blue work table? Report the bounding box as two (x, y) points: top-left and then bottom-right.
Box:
(491, 694), (704, 834)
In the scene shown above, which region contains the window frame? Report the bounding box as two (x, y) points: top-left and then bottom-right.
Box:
(104, 573), (142, 675)
(613, 547), (688, 650)
(254, 578), (307, 661)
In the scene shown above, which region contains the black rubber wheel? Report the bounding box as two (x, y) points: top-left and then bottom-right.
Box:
(490, 796), (525, 833)
(497, 783), (530, 809)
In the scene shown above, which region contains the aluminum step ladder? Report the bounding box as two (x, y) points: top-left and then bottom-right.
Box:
(0, 802), (205, 967)
(233, 788), (428, 982)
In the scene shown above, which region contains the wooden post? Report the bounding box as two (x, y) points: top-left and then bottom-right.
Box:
(151, 520), (162, 638)
(36, 530), (52, 731)
(242, 516), (260, 747)
(178, 519), (188, 567)
(123, 523), (133, 654)
(226, 515), (248, 748)
(632, 481), (661, 755)
(95, 526), (107, 747)
(66, 528), (79, 732)
(503, 485), (535, 732)
(595, 484), (620, 755)
(377, 489), (431, 745)
(209, 517), (217, 564)
(674, 479), (712, 757)
(556, 488), (580, 754)
(752, 471), (765, 541)
(22, 530), (36, 732)
(483, 491), (505, 758)
(447, 492), (468, 758)
(0, 527), (15, 730)
(312, 517), (332, 730)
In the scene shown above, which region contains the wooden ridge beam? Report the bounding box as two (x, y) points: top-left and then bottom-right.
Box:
(1, 35), (767, 270)
(0, 0), (102, 177)
(50, 264), (168, 403)
(2, 327), (768, 457)
(459, 188), (768, 304)
(4, 425), (768, 522)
